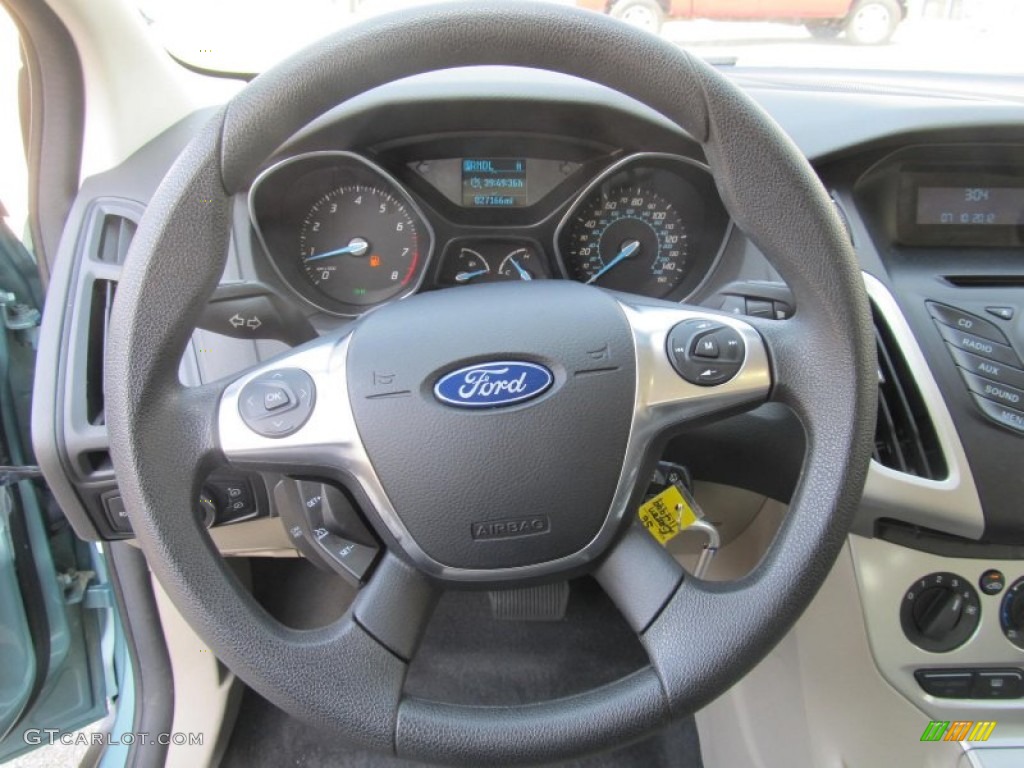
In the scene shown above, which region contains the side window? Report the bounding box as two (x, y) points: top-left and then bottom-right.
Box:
(0, 5), (28, 252)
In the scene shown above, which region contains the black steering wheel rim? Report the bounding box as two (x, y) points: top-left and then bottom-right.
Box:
(105, 3), (876, 765)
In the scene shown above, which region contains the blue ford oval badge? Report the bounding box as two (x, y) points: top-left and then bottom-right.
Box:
(434, 362), (553, 409)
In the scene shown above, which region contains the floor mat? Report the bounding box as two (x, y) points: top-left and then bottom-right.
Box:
(221, 559), (703, 768)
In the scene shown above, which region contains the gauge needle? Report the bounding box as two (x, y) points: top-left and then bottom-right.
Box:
(509, 258), (532, 281)
(585, 240), (640, 285)
(455, 269), (489, 283)
(305, 237), (369, 263)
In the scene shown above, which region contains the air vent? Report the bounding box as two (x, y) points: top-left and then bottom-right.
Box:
(945, 275), (1024, 288)
(85, 279), (117, 426)
(95, 213), (137, 264)
(873, 306), (947, 480)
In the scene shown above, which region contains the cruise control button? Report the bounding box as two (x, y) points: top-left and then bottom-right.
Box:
(972, 395), (1024, 434)
(938, 326), (1021, 367)
(947, 347), (1024, 391)
(239, 368), (316, 438)
(962, 371), (1024, 409)
(312, 527), (378, 585)
(928, 302), (1010, 345)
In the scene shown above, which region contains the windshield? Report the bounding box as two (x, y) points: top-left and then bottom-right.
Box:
(138, 0), (1023, 77)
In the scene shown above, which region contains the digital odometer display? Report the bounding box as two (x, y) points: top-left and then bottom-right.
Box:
(917, 186), (1024, 226)
(461, 158), (528, 207)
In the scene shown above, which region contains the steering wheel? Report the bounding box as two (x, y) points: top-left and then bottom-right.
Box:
(105, 3), (875, 765)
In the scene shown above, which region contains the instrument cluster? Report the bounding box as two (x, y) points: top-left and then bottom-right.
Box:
(248, 149), (732, 316)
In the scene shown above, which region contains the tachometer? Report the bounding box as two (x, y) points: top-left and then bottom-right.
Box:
(249, 151), (433, 315)
(563, 187), (688, 296)
(299, 185), (421, 306)
(556, 154), (731, 301)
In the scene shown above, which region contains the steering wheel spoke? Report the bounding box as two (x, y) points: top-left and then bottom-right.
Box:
(594, 522), (685, 635)
(217, 331), (363, 476)
(616, 297), (771, 438)
(352, 553), (441, 661)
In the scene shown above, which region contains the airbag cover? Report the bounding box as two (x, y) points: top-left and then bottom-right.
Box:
(347, 281), (636, 571)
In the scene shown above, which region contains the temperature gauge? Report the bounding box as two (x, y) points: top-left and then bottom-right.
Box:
(498, 247), (541, 281)
(439, 241), (548, 287)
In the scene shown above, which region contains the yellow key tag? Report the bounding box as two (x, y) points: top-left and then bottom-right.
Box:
(638, 484), (702, 546)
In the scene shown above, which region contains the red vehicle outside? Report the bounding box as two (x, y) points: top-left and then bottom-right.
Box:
(576, 0), (908, 44)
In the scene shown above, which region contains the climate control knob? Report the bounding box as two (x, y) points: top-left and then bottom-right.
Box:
(901, 573), (980, 653)
(1000, 576), (1024, 650)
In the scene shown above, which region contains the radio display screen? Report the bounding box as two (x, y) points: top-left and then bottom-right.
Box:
(898, 166), (1024, 247)
(917, 186), (1024, 227)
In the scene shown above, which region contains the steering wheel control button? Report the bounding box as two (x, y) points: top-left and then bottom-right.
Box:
(928, 302), (1010, 345)
(986, 306), (1015, 321)
(239, 368), (316, 438)
(980, 569), (1006, 595)
(692, 334), (720, 359)
(938, 325), (1021, 367)
(667, 320), (745, 386)
(312, 527), (378, 583)
(273, 479), (380, 586)
(263, 386), (292, 411)
(900, 572), (981, 653)
(914, 669), (975, 699)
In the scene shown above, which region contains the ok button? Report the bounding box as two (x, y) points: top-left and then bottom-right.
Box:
(264, 387), (292, 411)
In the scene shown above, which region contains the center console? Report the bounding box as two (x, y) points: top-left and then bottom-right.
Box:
(836, 140), (1024, 751)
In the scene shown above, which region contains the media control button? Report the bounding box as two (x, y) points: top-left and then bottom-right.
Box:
(928, 302), (1010, 345)
(939, 326), (1021, 367)
(948, 347), (1024, 391)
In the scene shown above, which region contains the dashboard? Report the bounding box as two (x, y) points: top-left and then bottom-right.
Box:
(247, 146), (731, 316)
(28, 64), (1024, 761)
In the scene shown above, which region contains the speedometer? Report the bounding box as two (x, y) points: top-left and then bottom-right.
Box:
(556, 154), (731, 301)
(563, 187), (688, 297)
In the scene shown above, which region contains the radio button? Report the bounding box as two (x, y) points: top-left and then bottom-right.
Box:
(938, 325), (1021, 367)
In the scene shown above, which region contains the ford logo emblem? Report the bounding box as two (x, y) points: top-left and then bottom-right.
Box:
(434, 361), (553, 409)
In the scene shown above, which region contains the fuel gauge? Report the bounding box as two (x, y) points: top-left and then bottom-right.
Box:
(440, 247), (491, 285)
